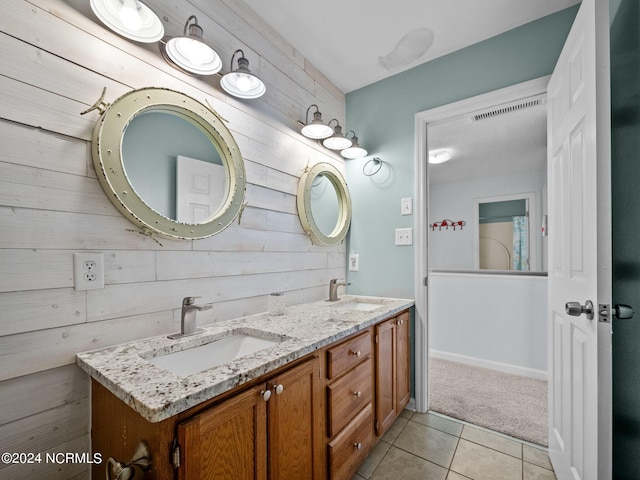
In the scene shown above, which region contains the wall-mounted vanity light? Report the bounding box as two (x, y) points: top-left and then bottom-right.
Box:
(341, 131), (368, 159)
(300, 104), (334, 139)
(322, 120), (352, 150)
(160, 15), (222, 75)
(220, 49), (266, 99)
(90, 0), (164, 42)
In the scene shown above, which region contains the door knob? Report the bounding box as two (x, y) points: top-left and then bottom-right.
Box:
(565, 300), (594, 320)
(613, 304), (634, 320)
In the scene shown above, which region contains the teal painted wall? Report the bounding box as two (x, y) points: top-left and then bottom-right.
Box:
(611, 1), (640, 477)
(344, 6), (578, 298)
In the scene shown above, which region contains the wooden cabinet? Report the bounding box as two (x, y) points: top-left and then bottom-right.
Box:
(375, 310), (410, 436)
(90, 307), (412, 480)
(325, 330), (375, 480)
(176, 357), (323, 480)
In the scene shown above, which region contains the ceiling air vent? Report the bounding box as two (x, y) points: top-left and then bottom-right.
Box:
(472, 97), (545, 122)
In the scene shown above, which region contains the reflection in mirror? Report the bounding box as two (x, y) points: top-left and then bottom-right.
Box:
(122, 111), (226, 222)
(478, 198), (528, 270)
(309, 174), (340, 236)
(297, 162), (351, 247)
(87, 87), (245, 240)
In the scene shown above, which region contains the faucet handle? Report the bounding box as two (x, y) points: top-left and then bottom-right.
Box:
(183, 296), (200, 306)
(330, 278), (343, 285)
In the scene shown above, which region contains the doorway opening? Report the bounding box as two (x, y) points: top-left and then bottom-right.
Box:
(413, 77), (550, 445)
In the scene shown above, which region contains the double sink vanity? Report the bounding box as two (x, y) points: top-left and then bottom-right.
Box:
(78, 295), (413, 479)
(77, 86), (411, 479)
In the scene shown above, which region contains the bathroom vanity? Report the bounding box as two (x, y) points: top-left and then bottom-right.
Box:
(77, 296), (413, 480)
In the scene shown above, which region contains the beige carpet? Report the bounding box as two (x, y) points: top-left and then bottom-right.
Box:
(429, 357), (548, 446)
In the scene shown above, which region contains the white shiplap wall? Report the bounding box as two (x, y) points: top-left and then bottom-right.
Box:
(0, 0), (346, 478)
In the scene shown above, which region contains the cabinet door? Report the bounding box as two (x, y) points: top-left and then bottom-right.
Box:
(268, 357), (324, 480)
(375, 318), (397, 434)
(396, 311), (411, 410)
(177, 384), (268, 480)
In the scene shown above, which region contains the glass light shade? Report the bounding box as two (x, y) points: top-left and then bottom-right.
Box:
(90, 0), (164, 43)
(323, 125), (352, 150)
(161, 16), (221, 75)
(341, 134), (367, 158)
(301, 110), (333, 139)
(341, 143), (367, 159)
(429, 150), (452, 164)
(220, 55), (266, 99)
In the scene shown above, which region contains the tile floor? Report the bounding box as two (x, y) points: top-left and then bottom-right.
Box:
(352, 410), (556, 480)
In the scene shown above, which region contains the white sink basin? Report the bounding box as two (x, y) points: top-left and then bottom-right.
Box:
(339, 301), (384, 312)
(147, 333), (281, 376)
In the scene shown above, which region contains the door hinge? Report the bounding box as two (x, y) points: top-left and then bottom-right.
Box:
(375, 334), (379, 344)
(375, 420), (379, 433)
(171, 439), (181, 468)
(424, 276), (428, 287)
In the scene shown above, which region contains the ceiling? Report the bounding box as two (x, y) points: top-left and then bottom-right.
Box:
(427, 96), (547, 185)
(243, 0), (580, 94)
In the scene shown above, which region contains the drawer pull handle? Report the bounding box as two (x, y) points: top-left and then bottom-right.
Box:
(353, 390), (362, 398)
(260, 390), (272, 402)
(273, 384), (284, 395)
(354, 442), (362, 450)
(351, 350), (361, 357)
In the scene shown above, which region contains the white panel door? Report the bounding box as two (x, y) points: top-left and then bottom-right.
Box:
(176, 155), (227, 223)
(547, 0), (611, 479)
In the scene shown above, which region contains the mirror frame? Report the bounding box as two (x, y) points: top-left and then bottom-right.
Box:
(297, 162), (352, 246)
(89, 87), (246, 240)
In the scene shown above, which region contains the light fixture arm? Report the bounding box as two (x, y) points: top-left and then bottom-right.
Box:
(327, 118), (340, 130)
(230, 49), (244, 69)
(183, 15), (203, 37)
(305, 104), (321, 124)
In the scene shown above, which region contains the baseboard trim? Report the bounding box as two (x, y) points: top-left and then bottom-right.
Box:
(429, 350), (548, 381)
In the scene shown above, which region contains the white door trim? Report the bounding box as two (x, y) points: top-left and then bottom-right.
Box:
(413, 76), (550, 413)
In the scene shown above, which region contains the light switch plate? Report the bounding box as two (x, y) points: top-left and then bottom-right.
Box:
(401, 197), (413, 215)
(349, 253), (360, 271)
(395, 228), (413, 246)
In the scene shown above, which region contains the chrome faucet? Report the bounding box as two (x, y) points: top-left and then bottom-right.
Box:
(168, 297), (212, 339)
(329, 278), (350, 302)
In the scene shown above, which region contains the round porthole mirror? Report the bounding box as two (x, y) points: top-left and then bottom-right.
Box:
(86, 87), (246, 240)
(297, 163), (351, 246)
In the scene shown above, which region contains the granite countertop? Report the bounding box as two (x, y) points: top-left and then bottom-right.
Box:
(76, 295), (414, 423)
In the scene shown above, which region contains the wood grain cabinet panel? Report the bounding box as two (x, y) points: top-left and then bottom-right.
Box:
(375, 311), (411, 436)
(327, 357), (372, 437)
(177, 384), (268, 480)
(327, 403), (375, 480)
(327, 330), (371, 379)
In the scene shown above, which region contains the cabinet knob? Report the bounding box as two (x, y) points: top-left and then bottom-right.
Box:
(351, 350), (361, 357)
(396, 319), (403, 325)
(260, 389), (272, 402)
(354, 442), (362, 450)
(353, 390), (362, 398)
(273, 384), (284, 395)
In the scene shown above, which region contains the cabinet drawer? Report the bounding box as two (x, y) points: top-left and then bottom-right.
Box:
(328, 403), (374, 480)
(327, 358), (372, 437)
(327, 331), (371, 379)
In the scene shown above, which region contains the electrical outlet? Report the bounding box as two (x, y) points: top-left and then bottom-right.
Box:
(401, 197), (413, 215)
(395, 228), (413, 246)
(73, 252), (104, 291)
